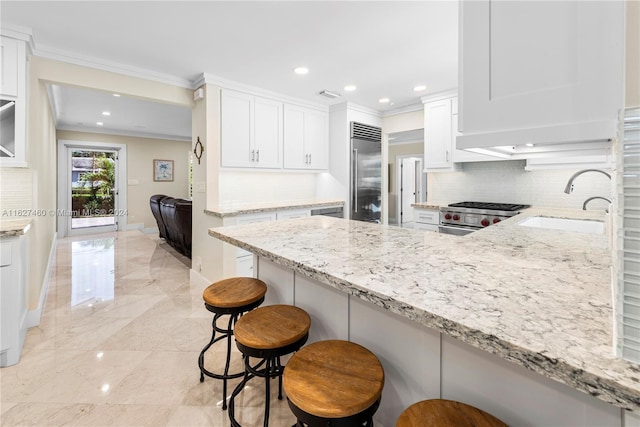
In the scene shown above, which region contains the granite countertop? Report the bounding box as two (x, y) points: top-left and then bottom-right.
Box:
(0, 218), (32, 237)
(204, 199), (344, 218)
(209, 207), (640, 413)
(411, 202), (441, 209)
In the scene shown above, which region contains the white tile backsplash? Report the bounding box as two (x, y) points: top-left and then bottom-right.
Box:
(219, 171), (317, 204)
(428, 160), (613, 210)
(0, 168), (33, 214)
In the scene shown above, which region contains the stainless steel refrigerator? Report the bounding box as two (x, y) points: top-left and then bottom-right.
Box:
(350, 122), (382, 222)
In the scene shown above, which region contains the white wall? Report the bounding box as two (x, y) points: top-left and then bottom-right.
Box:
(56, 130), (191, 229)
(219, 171), (316, 203)
(428, 160), (613, 211)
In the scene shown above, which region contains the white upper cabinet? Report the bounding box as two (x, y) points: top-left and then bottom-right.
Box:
(283, 105), (328, 170)
(458, 0), (624, 153)
(1, 37), (20, 97)
(253, 97), (283, 168)
(0, 35), (27, 168)
(221, 90), (253, 167)
(221, 89), (283, 169)
(424, 97), (454, 171)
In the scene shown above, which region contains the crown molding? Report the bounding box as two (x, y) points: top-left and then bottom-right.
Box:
(56, 125), (191, 143)
(329, 101), (382, 117)
(194, 72), (330, 112)
(33, 43), (193, 89)
(420, 88), (458, 103)
(0, 24), (35, 56)
(382, 102), (424, 117)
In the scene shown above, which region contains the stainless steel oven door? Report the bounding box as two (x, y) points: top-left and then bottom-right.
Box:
(438, 224), (476, 236)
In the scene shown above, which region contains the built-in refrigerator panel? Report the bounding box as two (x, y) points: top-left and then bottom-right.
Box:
(350, 122), (382, 222)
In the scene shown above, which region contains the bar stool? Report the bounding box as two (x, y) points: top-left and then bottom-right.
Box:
(229, 304), (311, 427)
(283, 340), (385, 427)
(198, 277), (267, 410)
(396, 399), (508, 427)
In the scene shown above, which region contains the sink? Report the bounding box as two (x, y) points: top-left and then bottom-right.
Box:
(517, 216), (605, 234)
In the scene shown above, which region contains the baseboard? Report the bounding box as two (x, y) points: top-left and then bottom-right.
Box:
(190, 268), (211, 288)
(141, 227), (159, 234)
(124, 222), (144, 231)
(25, 232), (57, 328)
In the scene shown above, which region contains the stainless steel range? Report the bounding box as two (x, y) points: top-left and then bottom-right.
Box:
(439, 202), (530, 236)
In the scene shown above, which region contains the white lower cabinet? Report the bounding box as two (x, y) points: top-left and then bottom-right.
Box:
(235, 254), (255, 278)
(276, 208), (310, 220)
(414, 207), (439, 232)
(233, 212), (277, 275)
(0, 234), (28, 367)
(441, 335), (621, 426)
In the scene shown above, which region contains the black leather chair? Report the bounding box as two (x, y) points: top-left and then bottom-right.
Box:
(159, 197), (192, 258)
(149, 194), (168, 239)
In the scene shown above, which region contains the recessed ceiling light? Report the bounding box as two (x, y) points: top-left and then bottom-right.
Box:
(102, 111), (111, 116)
(293, 67), (309, 75)
(344, 85), (357, 92)
(379, 98), (390, 104)
(525, 143), (534, 147)
(413, 85), (427, 92)
(112, 93), (120, 97)
(96, 122), (104, 126)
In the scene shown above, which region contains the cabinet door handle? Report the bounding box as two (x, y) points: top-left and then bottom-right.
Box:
(446, 150), (449, 162)
(308, 153), (311, 164)
(256, 149), (260, 162)
(251, 150), (255, 162)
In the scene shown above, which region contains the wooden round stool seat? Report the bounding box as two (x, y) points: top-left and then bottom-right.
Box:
(234, 304), (311, 352)
(397, 399), (508, 427)
(198, 277), (267, 410)
(202, 277), (267, 310)
(229, 305), (311, 427)
(283, 340), (384, 426)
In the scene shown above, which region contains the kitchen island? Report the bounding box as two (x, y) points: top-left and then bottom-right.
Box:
(209, 208), (640, 426)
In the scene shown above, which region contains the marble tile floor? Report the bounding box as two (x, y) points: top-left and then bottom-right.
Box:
(0, 230), (297, 426)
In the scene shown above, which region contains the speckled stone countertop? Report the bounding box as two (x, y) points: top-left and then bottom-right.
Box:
(209, 207), (640, 413)
(204, 199), (344, 218)
(0, 218), (32, 237)
(411, 202), (441, 209)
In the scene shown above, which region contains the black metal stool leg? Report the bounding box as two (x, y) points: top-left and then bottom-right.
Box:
(276, 356), (283, 400)
(198, 313), (221, 382)
(221, 313), (237, 410)
(263, 357), (272, 427)
(228, 356), (251, 427)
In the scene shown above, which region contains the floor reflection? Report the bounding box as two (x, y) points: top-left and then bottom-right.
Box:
(71, 237), (115, 307)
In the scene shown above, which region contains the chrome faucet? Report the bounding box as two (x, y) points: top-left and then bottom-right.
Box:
(563, 169), (611, 194)
(583, 196), (611, 212)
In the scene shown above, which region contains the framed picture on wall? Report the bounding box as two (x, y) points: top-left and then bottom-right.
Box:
(153, 159), (174, 182)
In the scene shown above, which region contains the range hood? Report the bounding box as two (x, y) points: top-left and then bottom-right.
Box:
(456, 119), (616, 160)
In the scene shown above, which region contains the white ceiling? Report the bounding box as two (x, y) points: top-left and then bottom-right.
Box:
(1, 1), (458, 139)
(49, 84), (192, 141)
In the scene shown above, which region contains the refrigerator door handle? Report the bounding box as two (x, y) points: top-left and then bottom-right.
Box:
(352, 148), (358, 213)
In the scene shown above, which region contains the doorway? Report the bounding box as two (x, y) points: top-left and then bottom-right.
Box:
(396, 155), (425, 228)
(58, 140), (127, 237)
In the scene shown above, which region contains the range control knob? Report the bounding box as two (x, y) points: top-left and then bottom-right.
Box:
(444, 213), (452, 220)
(493, 217), (501, 224)
(452, 214), (460, 221)
(481, 218), (490, 227)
